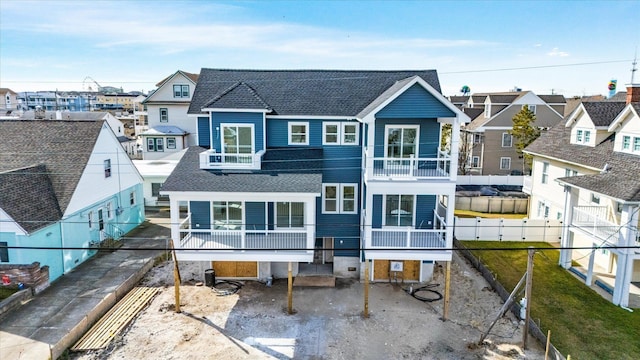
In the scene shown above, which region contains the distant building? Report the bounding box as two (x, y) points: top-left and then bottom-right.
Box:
(0, 88), (19, 116)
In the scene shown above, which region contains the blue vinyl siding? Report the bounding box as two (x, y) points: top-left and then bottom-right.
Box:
(190, 201), (211, 229)
(375, 83), (455, 118)
(246, 202), (266, 230)
(266, 118), (324, 147)
(373, 118), (440, 158)
(197, 117), (210, 148)
(372, 195), (383, 228)
(315, 198), (360, 257)
(211, 112), (264, 153)
(267, 202), (274, 230)
(416, 195), (436, 229)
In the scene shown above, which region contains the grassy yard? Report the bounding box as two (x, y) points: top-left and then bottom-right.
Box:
(0, 287), (18, 301)
(461, 241), (640, 359)
(454, 209), (527, 219)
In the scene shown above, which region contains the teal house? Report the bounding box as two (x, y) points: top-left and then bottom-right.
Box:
(0, 118), (145, 285)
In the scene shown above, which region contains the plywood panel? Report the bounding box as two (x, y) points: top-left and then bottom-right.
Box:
(403, 260), (420, 281)
(236, 261), (258, 277)
(373, 260), (390, 280)
(212, 261), (237, 277)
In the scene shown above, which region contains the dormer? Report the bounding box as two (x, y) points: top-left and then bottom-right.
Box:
(483, 97), (491, 118)
(608, 103), (640, 155)
(565, 102), (626, 147)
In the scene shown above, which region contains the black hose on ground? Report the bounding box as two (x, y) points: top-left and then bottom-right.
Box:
(212, 280), (244, 296)
(407, 283), (443, 302)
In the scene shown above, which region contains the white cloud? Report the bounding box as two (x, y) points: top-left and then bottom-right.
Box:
(547, 47), (569, 57)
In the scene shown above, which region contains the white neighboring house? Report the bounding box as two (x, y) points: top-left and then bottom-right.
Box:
(141, 70), (199, 160)
(133, 149), (185, 207)
(19, 110), (138, 157)
(524, 84), (640, 308)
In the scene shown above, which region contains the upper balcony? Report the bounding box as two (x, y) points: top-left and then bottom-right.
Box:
(522, 176), (532, 195)
(199, 149), (265, 170)
(365, 150), (451, 181)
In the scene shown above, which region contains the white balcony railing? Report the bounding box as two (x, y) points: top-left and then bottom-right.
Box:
(522, 176), (532, 194)
(366, 151), (451, 179)
(571, 206), (619, 244)
(199, 149), (265, 170)
(369, 228), (446, 248)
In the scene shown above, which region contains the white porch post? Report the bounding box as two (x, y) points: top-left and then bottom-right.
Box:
(364, 188), (374, 258)
(559, 185), (578, 268)
(586, 244), (596, 286)
(169, 196), (180, 246)
(306, 198), (316, 252)
(446, 188), (456, 253)
(612, 204), (639, 307)
(449, 117), (461, 182)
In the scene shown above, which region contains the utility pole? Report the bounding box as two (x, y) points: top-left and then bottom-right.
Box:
(523, 247), (535, 349)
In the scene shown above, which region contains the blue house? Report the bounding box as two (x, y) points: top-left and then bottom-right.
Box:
(0, 119), (145, 285)
(161, 69), (468, 281)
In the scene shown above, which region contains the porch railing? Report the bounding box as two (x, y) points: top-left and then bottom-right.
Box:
(366, 151), (451, 179)
(370, 228), (446, 249)
(199, 149), (265, 170)
(571, 206), (619, 244)
(178, 226), (308, 250)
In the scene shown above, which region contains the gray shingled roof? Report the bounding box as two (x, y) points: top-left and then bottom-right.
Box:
(0, 120), (103, 216)
(20, 111), (109, 121)
(538, 95), (566, 103)
(161, 147), (322, 193)
(581, 102), (626, 127)
(189, 69), (441, 116)
(204, 82), (272, 110)
(0, 165), (63, 233)
(525, 122), (640, 201)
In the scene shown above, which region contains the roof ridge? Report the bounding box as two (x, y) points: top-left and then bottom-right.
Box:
(204, 81), (272, 110)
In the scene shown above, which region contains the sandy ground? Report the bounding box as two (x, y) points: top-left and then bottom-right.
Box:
(71, 253), (545, 360)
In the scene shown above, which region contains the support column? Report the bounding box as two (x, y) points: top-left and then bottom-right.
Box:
(442, 261), (451, 321)
(169, 197), (180, 247)
(287, 262), (294, 314)
(559, 186), (577, 269)
(612, 204), (638, 307)
(586, 245), (596, 286)
(363, 260), (370, 318)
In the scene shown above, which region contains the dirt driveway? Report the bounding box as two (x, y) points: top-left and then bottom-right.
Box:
(71, 253), (544, 360)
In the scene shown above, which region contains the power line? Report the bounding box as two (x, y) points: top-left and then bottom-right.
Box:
(439, 59), (633, 74)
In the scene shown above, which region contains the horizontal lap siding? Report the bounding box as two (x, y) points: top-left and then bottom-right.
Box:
(211, 112), (264, 152)
(375, 84), (455, 119)
(197, 117), (210, 148)
(190, 201), (211, 229)
(246, 202), (265, 230)
(416, 195), (436, 229)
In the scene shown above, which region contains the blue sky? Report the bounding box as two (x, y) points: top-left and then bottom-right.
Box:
(1, 0), (638, 96)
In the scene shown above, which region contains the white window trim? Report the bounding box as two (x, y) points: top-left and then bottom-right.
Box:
(384, 125), (420, 159)
(106, 201), (114, 219)
(340, 183), (358, 214)
(160, 108), (168, 122)
(322, 183), (339, 214)
(382, 194), (416, 227)
(130, 191), (136, 206)
(275, 202), (305, 229)
(211, 201), (243, 230)
(541, 162), (549, 184)
(323, 122), (340, 145)
(501, 132), (512, 147)
(523, 104), (536, 114)
(471, 156), (480, 167)
(500, 157), (511, 170)
(341, 122), (359, 145)
(622, 135), (631, 151)
(221, 123), (255, 155)
(88, 210), (94, 229)
(322, 183), (358, 214)
(288, 121), (309, 145)
(166, 137), (176, 149)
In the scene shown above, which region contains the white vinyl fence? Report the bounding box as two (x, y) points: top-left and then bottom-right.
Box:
(453, 217), (562, 242)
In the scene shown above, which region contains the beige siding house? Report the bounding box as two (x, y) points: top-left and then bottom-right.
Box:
(457, 91), (565, 175)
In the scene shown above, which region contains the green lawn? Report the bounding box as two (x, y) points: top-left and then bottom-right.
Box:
(0, 287), (18, 301)
(460, 241), (640, 359)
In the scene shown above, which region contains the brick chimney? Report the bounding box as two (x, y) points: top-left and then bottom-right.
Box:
(627, 84), (640, 104)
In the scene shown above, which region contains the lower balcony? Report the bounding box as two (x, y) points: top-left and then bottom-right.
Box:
(571, 206), (640, 252)
(177, 217), (314, 262)
(365, 228), (450, 261)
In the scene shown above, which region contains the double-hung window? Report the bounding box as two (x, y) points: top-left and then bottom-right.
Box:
(160, 108), (168, 122)
(323, 122), (359, 145)
(576, 130), (583, 142)
(289, 122), (308, 145)
(541, 162), (549, 184)
(173, 85), (189, 98)
(276, 202), (304, 228)
(147, 138), (164, 152)
(622, 135), (631, 150)
(634, 137), (640, 152)
(322, 183), (357, 214)
(212, 201), (242, 230)
(104, 159), (111, 178)
(502, 133), (512, 147)
(471, 156), (480, 167)
(500, 157), (511, 170)
(384, 195), (414, 227)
